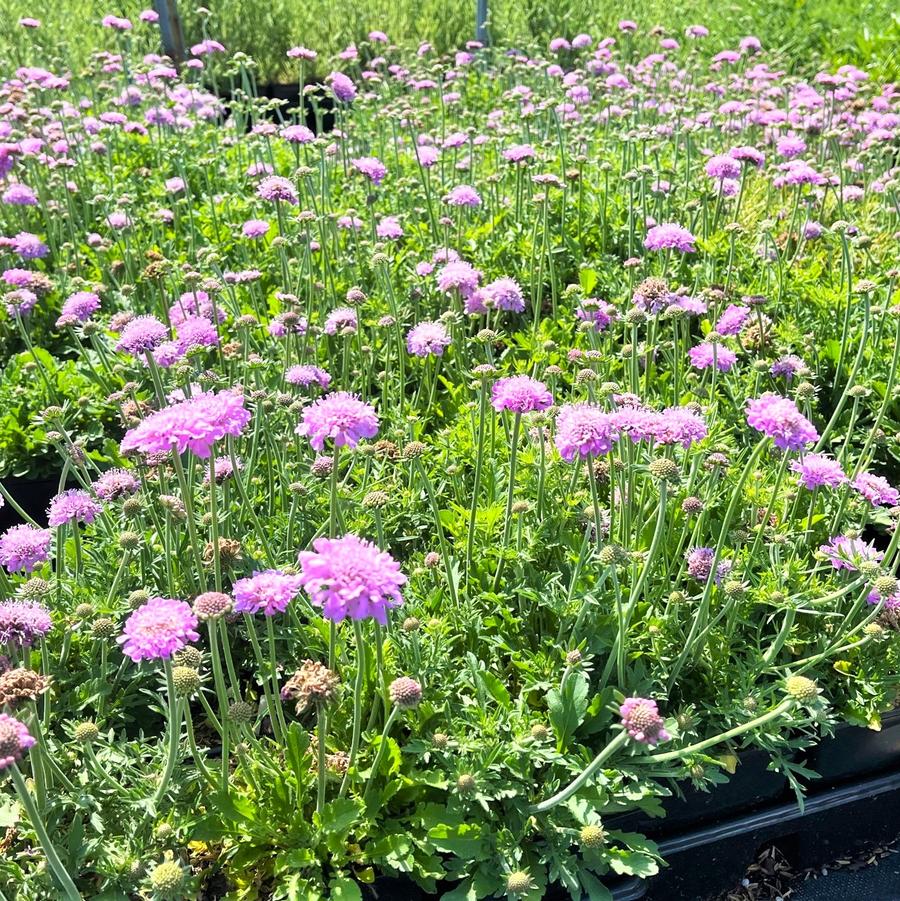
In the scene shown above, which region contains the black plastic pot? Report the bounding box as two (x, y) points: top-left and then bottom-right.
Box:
(0, 475), (64, 531)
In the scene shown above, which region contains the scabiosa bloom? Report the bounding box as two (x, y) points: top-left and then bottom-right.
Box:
(176, 316), (219, 353)
(820, 535), (883, 571)
(0, 525), (52, 573)
(241, 219), (270, 238)
(492, 376), (553, 414)
(203, 455), (241, 484)
(92, 468), (139, 500)
(791, 454), (846, 490)
(407, 320), (452, 357)
(4, 289), (37, 317)
(56, 291), (100, 327)
(0, 600), (52, 647)
(10, 232), (48, 260)
(715, 304), (750, 336)
(286, 365), (331, 390)
(298, 534), (406, 625)
(746, 393), (818, 451)
(47, 490), (102, 527)
(329, 71), (357, 102)
(704, 154), (741, 180)
(119, 597), (199, 662)
(619, 697), (670, 746)
(115, 314), (168, 356)
(351, 156), (387, 185)
(867, 588), (900, 611)
(2, 184), (38, 206)
(555, 403), (619, 460)
(644, 223), (696, 253)
(852, 472), (900, 507)
(120, 390), (252, 459)
(296, 392), (379, 451)
(324, 307), (358, 335)
(376, 216), (404, 239)
(257, 176), (298, 205)
(436, 260), (481, 299)
(576, 298), (617, 331)
(280, 124), (315, 144)
(482, 277), (525, 312)
(686, 547), (715, 581)
(444, 185), (482, 207)
(233, 569), (304, 616)
(650, 407), (708, 449)
(190, 38), (225, 55)
(689, 343), (737, 371)
(0, 714), (36, 770)
(771, 355), (807, 380)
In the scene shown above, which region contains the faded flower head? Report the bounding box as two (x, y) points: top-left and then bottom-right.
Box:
(281, 660), (340, 712)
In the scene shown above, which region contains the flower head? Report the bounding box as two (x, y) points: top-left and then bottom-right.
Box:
(791, 454), (845, 490)
(746, 393), (818, 451)
(644, 223), (696, 253)
(820, 535), (883, 571)
(298, 534), (406, 625)
(0, 600), (52, 647)
(407, 321), (452, 357)
(555, 403), (619, 460)
(688, 342), (737, 371)
(257, 176), (298, 205)
(118, 597), (199, 662)
(351, 156), (387, 185)
(0, 525), (52, 573)
(286, 365), (331, 390)
(92, 468), (140, 501)
(852, 472), (899, 507)
(0, 714), (35, 770)
(619, 697), (670, 746)
(295, 392), (378, 452)
(233, 569), (304, 616)
(491, 376), (553, 414)
(56, 291), (100, 327)
(121, 390), (251, 459)
(47, 489), (102, 527)
(115, 315), (168, 355)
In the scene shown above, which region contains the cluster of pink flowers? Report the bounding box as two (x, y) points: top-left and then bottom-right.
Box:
(120, 390), (251, 458)
(119, 597), (199, 662)
(298, 535), (406, 625)
(296, 392), (379, 451)
(746, 394), (818, 451)
(233, 570), (304, 616)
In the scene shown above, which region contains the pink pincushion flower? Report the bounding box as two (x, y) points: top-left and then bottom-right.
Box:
(120, 390), (251, 459)
(746, 393), (818, 451)
(0, 600), (52, 647)
(791, 454), (845, 490)
(92, 468), (139, 500)
(555, 403), (619, 460)
(852, 472), (899, 507)
(233, 570), (304, 616)
(577, 298), (616, 331)
(650, 407), (708, 448)
(286, 365), (331, 390)
(329, 71), (357, 102)
(407, 321), (451, 357)
(298, 534), (406, 625)
(0, 525), (52, 573)
(820, 535), (883, 571)
(0, 714), (35, 770)
(715, 303), (750, 336)
(47, 489), (102, 527)
(620, 697), (670, 746)
(482, 277), (525, 312)
(444, 185), (481, 207)
(436, 260), (481, 298)
(257, 176), (298, 205)
(176, 316), (219, 352)
(689, 343), (737, 371)
(56, 291), (100, 327)
(296, 392), (379, 451)
(492, 376), (553, 414)
(644, 223), (696, 253)
(324, 307), (358, 335)
(351, 156), (387, 185)
(115, 315), (168, 355)
(241, 219), (269, 238)
(119, 597), (199, 662)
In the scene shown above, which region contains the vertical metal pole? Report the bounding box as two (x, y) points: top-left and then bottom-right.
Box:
(476, 0), (489, 45)
(153, 0), (185, 64)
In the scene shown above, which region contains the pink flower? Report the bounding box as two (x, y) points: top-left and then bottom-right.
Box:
(351, 156), (387, 185)
(852, 472), (899, 507)
(644, 223), (696, 253)
(688, 343), (737, 371)
(115, 315), (168, 355)
(295, 392), (378, 452)
(820, 535), (882, 571)
(791, 454), (846, 490)
(746, 393), (818, 451)
(407, 321), (451, 357)
(0, 525), (52, 573)
(233, 570), (304, 616)
(555, 403), (619, 460)
(0, 600), (51, 646)
(298, 534), (406, 625)
(119, 597), (199, 662)
(47, 490), (102, 527)
(120, 390), (251, 459)
(56, 291), (100, 327)
(492, 376), (553, 414)
(619, 697), (670, 746)
(0, 714), (35, 770)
